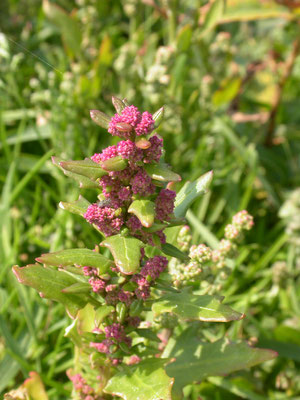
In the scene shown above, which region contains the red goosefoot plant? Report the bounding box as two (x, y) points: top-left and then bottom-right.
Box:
(9, 98), (276, 400)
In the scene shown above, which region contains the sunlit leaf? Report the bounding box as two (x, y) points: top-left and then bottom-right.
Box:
(36, 248), (113, 274)
(128, 199), (155, 228)
(145, 164), (181, 182)
(104, 359), (173, 400)
(164, 326), (277, 396)
(152, 292), (244, 322)
(174, 171), (213, 218)
(59, 159), (106, 180)
(13, 265), (89, 318)
(59, 195), (90, 217)
(101, 235), (144, 274)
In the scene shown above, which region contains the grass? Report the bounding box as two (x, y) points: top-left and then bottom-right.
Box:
(1, 0), (300, 398)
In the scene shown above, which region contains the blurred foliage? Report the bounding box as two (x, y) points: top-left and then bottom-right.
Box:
(0, 0), (300, 399)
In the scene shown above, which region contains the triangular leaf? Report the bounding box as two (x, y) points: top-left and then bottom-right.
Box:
(161, 243), (190, 261)
(153, 106), (164, 128)
(104, 359), (173, 400)
(112, 96), (126, 114)
(90, 110), (110, 128)
(101, 235), (144, 275)
(13, 265), (89, 318)
(52, 157), (99, 188)
(144, 164), (181, 182)
(101, 156), (128, 171)
(174, 171), (213, 218)
(76, 303), (96, 333)
(152, 292), (244, 322)
(62, 282), (91, 294)
(164, 326), (277, 396)
(36, 248), (113, 274)
(59, 195), (90, 217)
(95, 305), (115, 327)
(59, 159), (106, 180)
(128, 200), (155, 228)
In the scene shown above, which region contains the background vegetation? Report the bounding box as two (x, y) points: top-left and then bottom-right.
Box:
(1, 0), (300, 398)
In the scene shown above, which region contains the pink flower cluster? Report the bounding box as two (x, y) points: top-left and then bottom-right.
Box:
(131, 168), (155, 196)
(90, 339), (113, 354)
(84, 203), (124, 236)
(140, 255), (168, 280)
(68, 373), (100, 400)
(232, 210), (254, 230)
(132, 256), (168, 299)
(108, 106), (154, 138)
(90, 323), (132, 356)
(155, 189), (176, 221)
(189, 244), (212, 263)
(143, 135), (163, 163)
(105, 323), (127, 342)
(88, 277), (106, 292)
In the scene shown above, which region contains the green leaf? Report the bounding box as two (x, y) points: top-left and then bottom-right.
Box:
(153, 106), (164, 128)
(59, 195), (90, 217)
(36, 248), (113, 274)
(95, 305), (115, 327)
(201, 0), (225, 33)
(143, 222), (167, 233)
(213, 77), (242, 107)
(144, 164), (181, 182)
(59, 159), (106, 180)
(164, 326), (277, 396)
(23, 372), (48, 400)
(76, 303), (96, 333)
(90, 109), (110, 129)
(43, 0), (82, 56)
(174, 171), (213, 218)
(161, 243), (190, 261)
(13, 265), (89, 318)
(128, 200), (155, 228)
(152, 292), (244, 322)
(177, 24), (192, 52)
(62, 282), (91, 294)
(4, 371), (48, 400)
(222, 0), (292, 23)
(101, 156), (128, 171)
(101, 235), (144, 275)
(104, 359), (173, 400)
(52, 157), (98, 188)
(112, 96), (126, 114)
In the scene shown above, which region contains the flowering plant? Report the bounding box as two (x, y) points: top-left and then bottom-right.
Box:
(10, 98), (276, 400)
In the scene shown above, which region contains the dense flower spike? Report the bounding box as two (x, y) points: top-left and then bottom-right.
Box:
(135, 111), (155, 136)
(143, 135), (163, 163)
(131, 168), (155, 196)
(91, 145), (118, 163)
(117, 140), (142, 162)
(84, 203), (124, 236)
(155, 188), (176, 221)
(140, 255), (168, 280)
(108, 105), (154, 138)
(14, 96), (264, 400)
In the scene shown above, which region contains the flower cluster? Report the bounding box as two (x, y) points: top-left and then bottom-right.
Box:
(67, 372), (102, 400)
(84, 204), (124, 237)
(84, 102), (175, 243)
(108, 105), (154, 138)
(224, 210), (254, 240)
(169, 211), (254, 289)
(66, 100), (180, 387)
